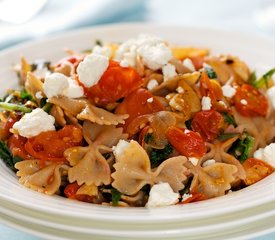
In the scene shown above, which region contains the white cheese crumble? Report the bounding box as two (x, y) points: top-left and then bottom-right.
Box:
(147, 97), (153, 103)
(12, 108), (55, 138)
(147, 79), (159, 90)
(77, 53), (109, 88)
(189, 157), (199, 166)
(267, 86), (275, 109)
(253, 143), (275, 168)
(43, 73), (84, 99)
(112, 139), (130, 158)
(201, 96), (212, 110)
(115, 34), (172, 70)
(240, 99), (248, 105)
(202, 159), (216, 167)
(181, 193), (193, 202)
(92, 45), (112, 58)
(146, 182), (179, 207)
(35, 91), (43, 99)
(162, 63), (177, 81)
(176, 86), (184, 94)
(120, 59), (129, 68)
(182, 58), (195, 72)
(222, 85), (236, 98)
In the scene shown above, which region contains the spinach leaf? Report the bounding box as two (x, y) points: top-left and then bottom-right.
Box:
(111, 188), (122, 206)
(229, 134), (254, 163)
(149, 144), (173, 168)
(144, 133), (154, 144)
(223, 112), (237, 127)
(252, 68), (275, 89)
(0, 140), (22, 171)
(205, 67), (217, 79)
(218, 132), (239, 141)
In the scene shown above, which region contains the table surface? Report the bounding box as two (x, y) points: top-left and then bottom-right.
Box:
(0, 0), (275, 239)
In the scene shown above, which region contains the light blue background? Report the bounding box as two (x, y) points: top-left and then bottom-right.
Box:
(0, 0), (274, 239)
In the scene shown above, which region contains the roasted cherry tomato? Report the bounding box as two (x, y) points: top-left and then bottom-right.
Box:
(179, 192), (208, 204)
(81, 60), (143, 105)
(233, 84), (268, 117)
(166, 126), (206, 158)
(115, 88), (165, 132)
(8, 134), (29, 159)
(24, 125), (83, 162)
(56, 55), (84, 68)
(64, 182), (80, 199)
(191, 109), (224, 142)
(243, 158), (274, 185)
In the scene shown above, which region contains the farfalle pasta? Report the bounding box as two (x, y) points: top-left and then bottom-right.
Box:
(0, 34), (274, 207)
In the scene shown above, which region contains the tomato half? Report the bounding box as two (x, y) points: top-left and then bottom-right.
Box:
(243, 158), (274, 185)
(24, 125), (83, 162)
(8, 134), (29, 159)
(81, 60), (143, 105)
(115, 88), (165, 132)
(191, 109), (224, 142)
(166, 126), (206, 158)
(233, 84), (268, 117)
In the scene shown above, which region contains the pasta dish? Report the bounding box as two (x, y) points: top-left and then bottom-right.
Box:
(0, 34), (274, 207)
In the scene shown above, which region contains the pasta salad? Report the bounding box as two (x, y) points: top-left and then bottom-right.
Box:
(0, 34), (274, 207)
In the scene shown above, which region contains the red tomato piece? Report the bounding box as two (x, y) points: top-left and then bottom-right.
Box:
(64, 182), (80, 199)
(180, 192), (208, 204)
(24, 125), (83, 162)
(8, 134), (29, 159)
(233, 84), (268, 117)
(191, 110), (224, 142)
(166, 126), (206, 158)
(56, 55), (84, 68)
(243, 158), (274, 185)
(115, 88), (165, 132)
(81, 60), (143, 105)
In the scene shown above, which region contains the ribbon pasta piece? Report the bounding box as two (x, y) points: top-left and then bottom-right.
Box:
(15, 160), (69, 195)
(112, 140), (188, 195)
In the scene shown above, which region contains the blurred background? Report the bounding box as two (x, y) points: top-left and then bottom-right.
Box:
(0, 0), (275, 50)
(0, 0), (275, 239)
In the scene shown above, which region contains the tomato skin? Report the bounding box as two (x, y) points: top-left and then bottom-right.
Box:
(191, 110), (224, 142)
(179, 192), (208, 204)
(64, 182), (80, 199)
(8, 134), (29, 159)
(81, 61), (143, 105)
(243, 158), (274, 185)
(56, 56), (84, 68)
(24, 125), (83, 162)
(115, 88), (165, 132)
(233, 84), (268, 117)
(166, 126), (206, 158)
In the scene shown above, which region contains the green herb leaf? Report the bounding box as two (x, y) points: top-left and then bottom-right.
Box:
(218, 132), (239, 141)
(0, 140), (22, 171)
(248, 71), (256, 84)
(252, 68), (275, 89)
(111, 188), (121, 206)
(223, 112), (237, 127)
(20, 89), (34, 101)
(42, 103), (53, 113)
(229, 134), (254, 163)
(0, 102), (32, 113)
(95, 39), (103, 46)
(144, 133), (154, 144)
(149, 144), (173, 168)
(205, 67), (217, 79)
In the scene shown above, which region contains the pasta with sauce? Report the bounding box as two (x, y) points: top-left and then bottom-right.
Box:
(0, 34), (274, 207)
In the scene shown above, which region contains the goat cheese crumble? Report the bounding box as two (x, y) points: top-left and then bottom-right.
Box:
(201, 96), (212, 110)
(115, 34), (172, 70)
(13, 108), (55, 138)
(43, 73), (83, 99)
(77, 53), (109, 88)
(253, 143), (275, 167)
(146, 182), (179, 207)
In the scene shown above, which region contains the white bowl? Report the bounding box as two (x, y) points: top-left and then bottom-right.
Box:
(0, 23), (274, 239)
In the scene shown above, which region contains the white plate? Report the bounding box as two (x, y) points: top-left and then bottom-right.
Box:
(0, 23), (275, 239)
